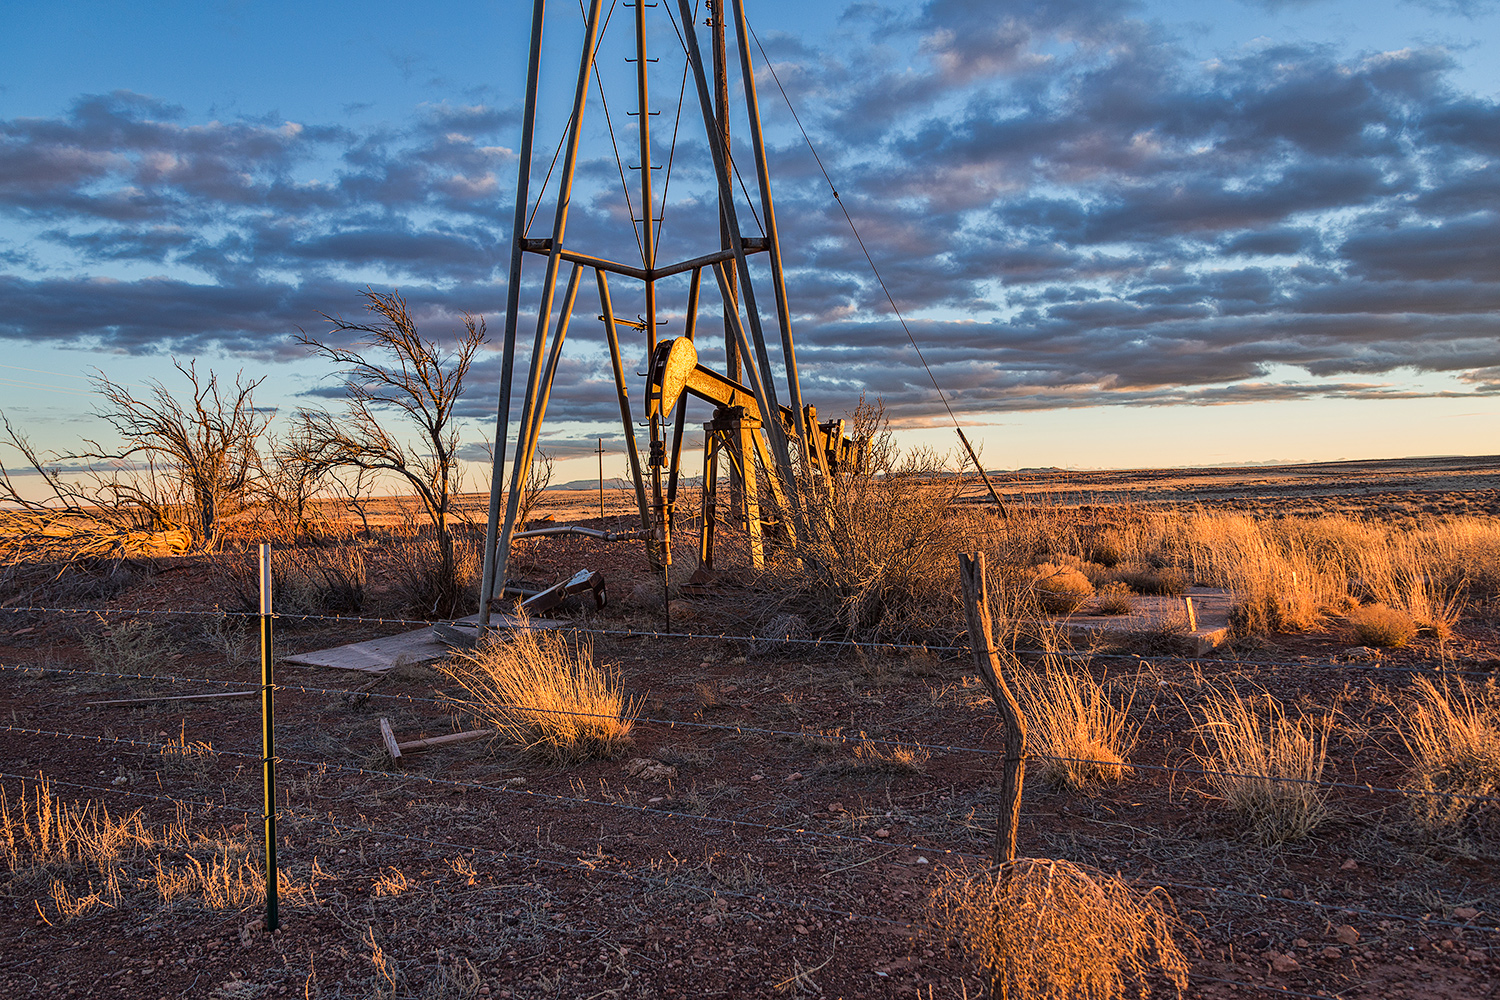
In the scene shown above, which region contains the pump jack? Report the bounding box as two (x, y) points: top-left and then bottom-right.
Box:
(476, 0), (864, 624)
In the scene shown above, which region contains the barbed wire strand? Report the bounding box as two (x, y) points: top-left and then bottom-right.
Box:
(4, 603), (1494, 678)
(9, 665), (1500, 806)
(0, 770), (919, 933)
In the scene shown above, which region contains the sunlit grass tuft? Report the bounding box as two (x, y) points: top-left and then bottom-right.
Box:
(1017, 662), (1136, 790)
(929, 859), (1189, 1000)
(441, 622), (636, 763)
(1190, 687), (1330, 843)
(1401, 676), (1500, 831)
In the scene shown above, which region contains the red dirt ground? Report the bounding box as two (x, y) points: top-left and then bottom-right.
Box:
(2, 457), (1497, 999)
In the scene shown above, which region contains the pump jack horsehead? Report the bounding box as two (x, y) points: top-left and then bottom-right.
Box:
(477, 0), (866, 623)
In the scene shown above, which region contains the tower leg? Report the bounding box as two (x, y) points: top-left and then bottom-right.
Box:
(699, 426), (719, 570)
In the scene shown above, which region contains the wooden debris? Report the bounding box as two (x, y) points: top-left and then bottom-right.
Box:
(87, 690), (257, 708)
(380, 717), (401, 759)
(396, 729), (494, 754)
(378, 717), (494, 758)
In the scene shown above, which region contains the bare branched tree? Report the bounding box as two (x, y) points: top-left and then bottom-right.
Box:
(289, 289), (485, 614)
(0, 362), (267, 556)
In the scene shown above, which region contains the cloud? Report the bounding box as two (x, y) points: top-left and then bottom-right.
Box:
(1, 2), (1498, 430)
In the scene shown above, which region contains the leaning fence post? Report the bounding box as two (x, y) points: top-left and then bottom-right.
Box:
(957, 551), (1027, 863)
(258, 542), (280, 931)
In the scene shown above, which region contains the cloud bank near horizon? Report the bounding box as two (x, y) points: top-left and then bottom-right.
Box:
(1, 0), (1497, 438)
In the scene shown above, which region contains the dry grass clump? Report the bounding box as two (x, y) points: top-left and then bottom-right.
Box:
(2, 779), (308, 921)
(1094, 581), (1134, 615)
(1016, 664), (1135, 790)
(442, 625), (635, 763)
(1347, 603), (1418, 648)
(0, 779), (155, 874)
(384, 520), (481, 619)
(80, 617), (183, 673)
(1112, 565), (1188, 597)
(1190, 687), (1330, 843)
(1032, 563), (1095, 614)
(1401, 677), (1500, 831)
(929, 859), (1189, 1000)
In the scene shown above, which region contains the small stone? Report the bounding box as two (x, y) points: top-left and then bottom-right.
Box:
(750, 774), (765, 782)
(1321, 947), (1343, 960)
(1466, 950), (1487, 963)
(785, 772), (804, 782)
(1271, 953), (1300, 973)
(624, 758), (677, 781)
(111, 775), (129, 787)
(827, 802), (845, 813)
(700, 915), (717, 927)
(794, 924), (809, 935)
(1280, 888), (1295, 899)
(874, 828), (891, 839)
(1454, 907), (1480, 921)
(916, 856), (929, 864)
(648, 797), (665, 805)
(1294, 939), (1310, 948)
(1440, 939), (1456, 952)
(1340, 859), (1358, 871)
(504, 777), (527, 787)
(1335, 925), (1360, 946)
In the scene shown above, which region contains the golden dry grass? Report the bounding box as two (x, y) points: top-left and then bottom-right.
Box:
(442, 624), (636, 763)
(995, 509), (1489, 636)
(1190, 687), (1331, 843)
(1094, 581), (1134, 615)
(2, 779), (308, 921)
(929, 859), (1189, 1000)
(1032, 562), (1095, 614)
(1401, 677), (1500, 831)
(1016, 663), (1135, 790)
(1347, 603), (1418, 647)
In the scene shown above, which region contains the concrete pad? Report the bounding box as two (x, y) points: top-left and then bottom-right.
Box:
(1058, 586), (1232, 656)
(282, 613), (558, 673)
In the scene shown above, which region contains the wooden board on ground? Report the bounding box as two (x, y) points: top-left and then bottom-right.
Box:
(280, 613), (562, 673)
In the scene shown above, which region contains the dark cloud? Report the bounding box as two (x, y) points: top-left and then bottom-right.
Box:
(1, 2), (1498, 431)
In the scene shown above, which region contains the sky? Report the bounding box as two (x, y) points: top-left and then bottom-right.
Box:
(2, 0), (1498, 491)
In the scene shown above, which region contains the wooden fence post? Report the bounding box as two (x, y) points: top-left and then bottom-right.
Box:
(957, 551), (1027, 863)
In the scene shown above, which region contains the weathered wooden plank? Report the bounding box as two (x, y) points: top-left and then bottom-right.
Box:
(379, 717), (402, 759)
(394, 729), (495, 753)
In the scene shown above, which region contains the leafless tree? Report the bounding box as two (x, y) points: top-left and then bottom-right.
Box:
(0, 362), (268, 555)
(288, 289), (485, 614)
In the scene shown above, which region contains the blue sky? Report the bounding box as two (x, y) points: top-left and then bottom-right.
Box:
(2, 0), (1498, 488)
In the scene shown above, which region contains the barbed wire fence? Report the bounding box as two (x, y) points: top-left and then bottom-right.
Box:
(2, 563), (1496, 998)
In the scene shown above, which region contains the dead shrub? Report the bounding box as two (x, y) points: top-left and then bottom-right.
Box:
(1347, 603), (1417, 648)
(929, 859), (1189, 1000)
(761, 398), (980, 642)
(441, 623), (635, 763)
(1017, 663), (1135, 790)
(1094, 581), (1134, 616)
(1032, 563), (1094, 614)
(1113, 565), (1188, 596)
(214, 539), (366, 615)
(1401, 677), (1500, 831)
(385, 521), (480, 619)
(1190, 687), (1330, 843)
(80, 617), (182, 673)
